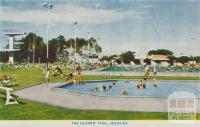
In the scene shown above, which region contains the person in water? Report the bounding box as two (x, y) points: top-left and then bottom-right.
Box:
(136, 80), (143, 89)
(112, 82), (116, 86)
(124, 80), (129, 83)
(108, 85), (113, 90)
(120, 89), (128, 96)
(141, 78), (147, 89)
(152, 78), (158, 87)
(102, 85), (107, 91)
(95, 87), (99, 91)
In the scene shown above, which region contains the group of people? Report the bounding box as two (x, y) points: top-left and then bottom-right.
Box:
(91, 66), (158, 96)
(44, 67), (74, 86)
(93, 82), (116, 92)
(92, 82), (128, 96)
(136, 66), (158, 89)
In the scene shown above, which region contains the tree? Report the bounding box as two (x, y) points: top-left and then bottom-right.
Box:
(0, 52), (9, 62)
(1, 33), (103, 64)
(18, 32), (45, 63)
(176, 56), (190, 64)
(120, 51), (135, 64)
(148, 49), (174, 56)
(115, 59), (121, 64)
(134, 59), (140, 65)
(65, 37), (102, 55)
(190, 56), (200, 63)
(144, 58), (151, 65)
(167, 55), (176, 65)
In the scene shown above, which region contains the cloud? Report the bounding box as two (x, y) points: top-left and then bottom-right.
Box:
(0, 4), (144, 25)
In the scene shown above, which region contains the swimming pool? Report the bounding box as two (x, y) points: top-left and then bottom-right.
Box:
(59, 80), (200, 98)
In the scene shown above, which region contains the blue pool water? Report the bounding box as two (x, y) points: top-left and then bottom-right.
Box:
(60, 80), (200, 98)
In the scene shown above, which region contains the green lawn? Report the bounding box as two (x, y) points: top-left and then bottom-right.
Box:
(0, 68), (44, 90)
(0, 94), (169, 120)
(0, 68), (200, 120)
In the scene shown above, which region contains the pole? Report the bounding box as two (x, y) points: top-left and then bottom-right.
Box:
(28, 37), (31, 65)
(46, 8), (50, 70)
(74, 23), (77, 54)
(74, 21), (77, 70)
(32, 34), (35, 65)
(87, 31), (90, 64)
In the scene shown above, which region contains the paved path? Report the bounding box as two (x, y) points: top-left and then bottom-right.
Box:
(14, 83), (200, 112)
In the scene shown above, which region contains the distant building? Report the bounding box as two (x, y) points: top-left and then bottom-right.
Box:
(174, 62), (183, 67)
(187, 61), (196, 66)
(147, 55), (169, 62)
(135, 55), (146, 65)
(146, 54), (170, 66)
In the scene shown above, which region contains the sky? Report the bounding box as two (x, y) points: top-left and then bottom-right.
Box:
(0, 0), (200, 56)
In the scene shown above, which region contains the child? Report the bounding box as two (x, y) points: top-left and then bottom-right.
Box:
(102, 85), (107, 91)
(141, 78), (147, 89)
(124, 80), (129, 83)
(120, 89), (128, 96)
(136, 80), (142, 89)
(45, 68), (50, 86)
(152, 78), (158, 87)
(108, 85), (113, 90)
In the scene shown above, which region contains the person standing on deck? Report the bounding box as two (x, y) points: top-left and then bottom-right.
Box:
(45, 68), (50, 86)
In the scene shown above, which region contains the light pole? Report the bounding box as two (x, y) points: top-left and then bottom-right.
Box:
(43, 2), (53, 70)
(74, 21), (77, 70)
(32, 33), (36, 65)
(87, 31), (90, 64)
(74, 21), (77, 54)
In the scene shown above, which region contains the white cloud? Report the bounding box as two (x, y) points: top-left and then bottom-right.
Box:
(0, 4), (143, 25)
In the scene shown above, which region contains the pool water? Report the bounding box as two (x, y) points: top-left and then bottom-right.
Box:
(60, 80), (200, 98)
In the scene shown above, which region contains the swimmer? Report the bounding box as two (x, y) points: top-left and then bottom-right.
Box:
(125, 80), (129, 83)
(112, 82), (116, 86)
(152, 78), (158, 87)
(102, 85), (107, 91)
(142, 79), (147, 89)
(136, 80), (143, 89)
(95, 87), (99, 91)
(120, 89), (128, 96)
(108, 85), (113, 90)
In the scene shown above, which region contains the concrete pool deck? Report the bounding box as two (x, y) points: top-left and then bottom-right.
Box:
(14, 83), (200, 113)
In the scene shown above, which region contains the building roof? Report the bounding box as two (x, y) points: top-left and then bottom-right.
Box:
(147, 55), (169, 61)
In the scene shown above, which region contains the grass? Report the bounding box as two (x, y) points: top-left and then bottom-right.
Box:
(0, 94), (169, 120)
(0, 68), (44, 90)
(0, 68), (200, 120)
